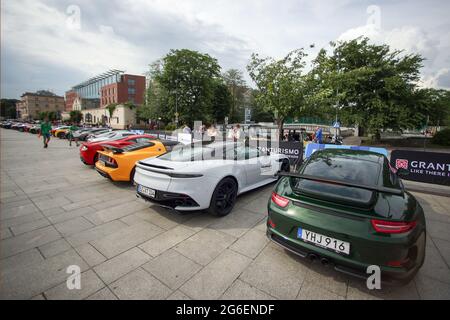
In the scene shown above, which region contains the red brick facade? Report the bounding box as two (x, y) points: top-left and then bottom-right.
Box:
(100, 74), (146, 108)
(65, 90), (79, 112)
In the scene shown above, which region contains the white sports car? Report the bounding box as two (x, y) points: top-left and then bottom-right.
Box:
(134, 141), (291, 216)
(87, 130), (134, 143)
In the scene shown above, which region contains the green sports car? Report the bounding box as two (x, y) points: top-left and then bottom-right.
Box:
(267, 149), (426, 285)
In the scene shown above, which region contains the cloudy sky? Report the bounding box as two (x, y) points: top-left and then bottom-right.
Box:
(1, 0), (449, 99)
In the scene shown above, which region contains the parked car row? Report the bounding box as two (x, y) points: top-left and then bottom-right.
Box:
(2, 122), (426, 286)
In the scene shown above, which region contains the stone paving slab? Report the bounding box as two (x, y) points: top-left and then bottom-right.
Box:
(1, 128), (450, 300)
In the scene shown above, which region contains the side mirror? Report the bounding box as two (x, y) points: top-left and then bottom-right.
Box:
(397, 168), (409, 177)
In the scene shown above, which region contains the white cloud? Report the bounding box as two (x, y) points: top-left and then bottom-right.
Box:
(1, 0), (449, 98)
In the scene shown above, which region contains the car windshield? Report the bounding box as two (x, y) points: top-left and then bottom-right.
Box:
(158, 142), (261, 162)
(159, 143), (216, 162)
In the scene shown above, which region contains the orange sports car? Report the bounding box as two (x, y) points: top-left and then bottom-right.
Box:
(95, 140), (179, 182)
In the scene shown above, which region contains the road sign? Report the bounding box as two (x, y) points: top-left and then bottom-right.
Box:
(245, 108), (251, 123)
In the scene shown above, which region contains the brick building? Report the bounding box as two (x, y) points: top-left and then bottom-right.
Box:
(16, 91), (65, 120)
(64, 70), (146, 112)
(100, 74), (146, 108)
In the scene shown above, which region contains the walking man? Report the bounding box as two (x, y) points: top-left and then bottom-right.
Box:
(39, 118), (52, 148)
(68, 123), (80, 147)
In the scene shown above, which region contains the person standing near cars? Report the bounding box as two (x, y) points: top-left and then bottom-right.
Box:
(182, 123), (191, 134)
(314, 126), (323, 144)
(207, 124), (218, 142)
(68, 123), (80, 147)
(39, 118), (52, 148)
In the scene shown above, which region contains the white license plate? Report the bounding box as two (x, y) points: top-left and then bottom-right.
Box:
(138, 185), (156, 198)
(297, 228), (350, 255)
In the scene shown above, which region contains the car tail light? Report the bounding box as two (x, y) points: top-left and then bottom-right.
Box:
(371, 219), (416, 234)
(268, 219), (276, 228)
(387, 258), (410, 268)
(271, 192), (289, 208)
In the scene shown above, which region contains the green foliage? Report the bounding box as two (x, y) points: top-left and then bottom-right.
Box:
(139, 50), (233, 126)
(223, 69), (247, 122)
(156, 49), (223, 127)
(138, 78), (170, 123)
(39, 111), (58, 121)
(0, 99), (18, 119)
(123, 102), (136, 110)
(106, 104), (118, 118)
(311, 38), (425, 136)
(247, 49), (309, 137)
(69, 110), (82, 123)
(432, 129), (450, 146)
(164, 123), (177, 131)
(211, 80), (232, 123)
(418, 88), (450, 127)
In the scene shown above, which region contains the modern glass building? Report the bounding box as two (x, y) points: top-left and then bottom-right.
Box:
(72, 69), (125, 99)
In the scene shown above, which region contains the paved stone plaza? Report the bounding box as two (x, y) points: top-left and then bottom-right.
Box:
(1, 128), (449, 300)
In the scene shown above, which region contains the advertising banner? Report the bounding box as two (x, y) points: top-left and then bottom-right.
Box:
(304, 144), (389, 159)
(258, 141), (303, 166)
(391, 150), (450, 186)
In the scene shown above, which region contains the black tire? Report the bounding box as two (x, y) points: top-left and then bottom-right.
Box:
(130, 167), (136, 184)
(207, 177), (238, 217)
(93, 153), (99, 166)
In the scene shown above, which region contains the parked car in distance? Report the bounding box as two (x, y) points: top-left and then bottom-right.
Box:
(95, 140), (177, 182)
(80, 134), (156, 165)
(29, 125), (41, 134)
(87, 130), (134, 143)
(51, 126), (69, 137)
(54, 127), (71, 139)
(268, 149), (426, 285)
(76, 128), (111, 141)
(134, 141), (291, 216)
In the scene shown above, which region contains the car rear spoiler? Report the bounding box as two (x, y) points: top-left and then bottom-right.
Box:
(277, 172), (403, 196)
(101, 145), (124, 154)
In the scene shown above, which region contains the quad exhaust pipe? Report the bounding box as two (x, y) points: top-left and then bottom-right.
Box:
(307, 254), (330, 266)
(308, 254), (318, 261)
(320, 258), (330, 266)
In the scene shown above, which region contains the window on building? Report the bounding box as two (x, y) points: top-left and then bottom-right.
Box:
(128, 79), (135, 86)
(128, 88), (136, 94)
(128, 96), (135, 103)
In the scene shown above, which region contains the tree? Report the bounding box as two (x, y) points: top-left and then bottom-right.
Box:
(247, 49), (308, 139)
(0, 99), (18, 119)
(223, 69), (247, 122)
(156, 49), (222, 127)
(39, 111), (58, 121)
(138, 75), (170, 124)
(311, 38), (425, 139)
(211, 80), (232, 123)
(418, 88), (450, 127)
(69, 110), (82, 123)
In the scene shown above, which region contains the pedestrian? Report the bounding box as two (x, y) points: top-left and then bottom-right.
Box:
(314, 126), (323, 144)
(229, 124), (243, 142)
(39, 118), (52, 148)
(68, 122), (80, 147)
(207, 124), (218, 142)
(182, 123), (191, 134)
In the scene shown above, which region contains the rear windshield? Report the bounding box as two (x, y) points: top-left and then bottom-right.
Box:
(294, 156), (382, 207)
(301, 157), (381, 186)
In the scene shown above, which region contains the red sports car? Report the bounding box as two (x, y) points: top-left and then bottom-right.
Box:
(79, 134), (156, 165)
